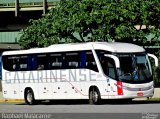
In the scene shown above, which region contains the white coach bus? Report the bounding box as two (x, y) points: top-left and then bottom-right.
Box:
(1, 42), (158, 105)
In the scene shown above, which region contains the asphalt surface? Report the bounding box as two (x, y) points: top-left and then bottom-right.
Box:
(0, 100), (160, 113)
(1, 79), (160, 119)
(0, 101), (160, 119)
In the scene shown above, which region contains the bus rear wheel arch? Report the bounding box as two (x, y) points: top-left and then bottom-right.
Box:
(24, 88), (37, 105)
(89, 86), (101, 105)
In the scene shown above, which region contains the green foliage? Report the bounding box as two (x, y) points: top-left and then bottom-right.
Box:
(153, 51), (160, 87)
(19, 0), (160, 49)
(154, 65), (160, 87)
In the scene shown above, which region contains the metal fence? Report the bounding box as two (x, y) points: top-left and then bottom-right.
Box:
(0, 0), (60, 16)
(0, 0), (60, 4)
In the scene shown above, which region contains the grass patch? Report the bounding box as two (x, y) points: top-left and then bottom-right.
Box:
(147, 98), (160, 101)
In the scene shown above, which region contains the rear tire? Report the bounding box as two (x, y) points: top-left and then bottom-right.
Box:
(24, 89), (36, 105)
(89, 88), (101, 104)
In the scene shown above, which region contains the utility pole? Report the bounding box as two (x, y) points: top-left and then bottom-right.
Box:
(43, 0), (47, 15)
(15, 0), (19, 17)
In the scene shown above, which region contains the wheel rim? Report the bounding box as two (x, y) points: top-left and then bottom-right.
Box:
(27, 91), (33, 103)
(92, 91), (98, 102)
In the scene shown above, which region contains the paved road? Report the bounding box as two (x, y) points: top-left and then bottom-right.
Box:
(0, 100), (160, 113)
(0, 101), (160, 119)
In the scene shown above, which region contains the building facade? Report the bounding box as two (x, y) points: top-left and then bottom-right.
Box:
(0, 0), (60, 79)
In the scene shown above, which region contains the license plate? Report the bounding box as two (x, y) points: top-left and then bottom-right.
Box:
(137, 92), (143, 96)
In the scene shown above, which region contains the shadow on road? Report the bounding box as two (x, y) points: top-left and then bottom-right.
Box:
(101, 100), (160, 105)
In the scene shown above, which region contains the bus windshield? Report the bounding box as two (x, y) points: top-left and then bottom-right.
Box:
(117, 53), (152, 83)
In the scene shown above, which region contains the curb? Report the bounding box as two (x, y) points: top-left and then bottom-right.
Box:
(0, 99), (24, 103)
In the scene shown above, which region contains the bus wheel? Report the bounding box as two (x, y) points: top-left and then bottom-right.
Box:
(25, 89), (36, 105)
(89, 88), (101, 104)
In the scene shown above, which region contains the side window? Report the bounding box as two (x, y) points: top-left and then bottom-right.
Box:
(79, 51), (98, 72)
(96, 50), (111, 61)
(65, 52), (80, 69)
(86, 51), (98, 72)
(2, 56), (12, 71)
(49, 54), (63, 70)
(37, 54), (47, 70)
(96, 50), (116, 78)
(19, 56), (28, 71)
(12, 57), (20, 71)
(101, 56), (116, 79)
(28, 54), (48, 70)
(2, 55), (28, 71)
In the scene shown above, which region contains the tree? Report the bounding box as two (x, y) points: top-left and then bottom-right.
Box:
(19, 0), (160, 49)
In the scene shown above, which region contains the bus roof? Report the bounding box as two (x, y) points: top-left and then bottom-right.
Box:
(2, 42), (145, 55)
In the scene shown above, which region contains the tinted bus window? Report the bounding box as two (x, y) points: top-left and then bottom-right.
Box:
(2, 50), (99, 72)
(2, 55), (28, 71)
(37, 54), (48, 70)
(19, 56), (28, 71)
(86, 51), (98, 72)
(65, 52), (80, 69)
(49, 53), (63, 70)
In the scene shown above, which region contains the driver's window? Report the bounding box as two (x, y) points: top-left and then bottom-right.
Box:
(101, 56), (116, 79)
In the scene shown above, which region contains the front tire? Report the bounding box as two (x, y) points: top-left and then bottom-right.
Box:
(25, 89), (36, 105)
(89, 88), (101, 104)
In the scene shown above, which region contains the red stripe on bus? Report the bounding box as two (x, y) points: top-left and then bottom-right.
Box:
(117, 81), (123, 95)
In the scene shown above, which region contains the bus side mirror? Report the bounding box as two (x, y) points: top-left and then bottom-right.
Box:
(104, 54), (120, 68)
(148, 53), (158, 67)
